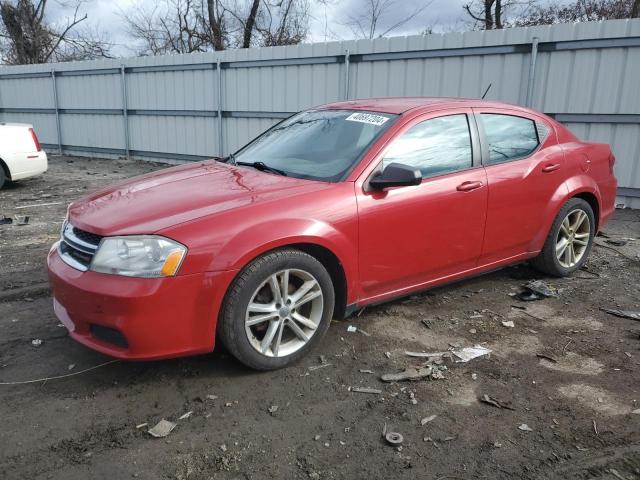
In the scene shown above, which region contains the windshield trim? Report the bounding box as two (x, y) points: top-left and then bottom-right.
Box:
(228, 109), (399, 183)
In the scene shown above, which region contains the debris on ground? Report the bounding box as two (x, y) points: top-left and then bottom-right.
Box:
(631, 409), (640, 415)
(518, 423), (533, 432)
(480, 394), (515, 411)
(420, 415), (437, 425)
(517, 280), (558, 302)
(147, 419), (177, 438)
(381, 366), (435, 382)
(14, 215), (29, 226)
(405, 350), (450, 359)
(268, 405), (279, 415)
(501, 320), (515, 328)
(601, 308), (640, 321)
(0, 215), (12, 225)
(452, 345), (492, 363)
(350, 387), (382, 394)
(308, 363), (332, 371)
(135, 423), (148, 429)
(346, 325), (370, 336)
(205, 394), (218, 401)
(31, 339), (42, 347)
(178, 411), (193, 420)
(536, 353), (558, 363)
(67, 364), (75, 370)
(384, 431), (403, 445)
(359, 369), (374, 374)
(605, 239), (627, 247)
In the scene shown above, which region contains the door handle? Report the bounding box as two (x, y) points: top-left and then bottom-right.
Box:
(542, 163), (560, 173)
(456, 181), (483, 192)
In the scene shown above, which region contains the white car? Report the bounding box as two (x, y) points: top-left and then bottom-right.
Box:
(0, 123), (48, 189)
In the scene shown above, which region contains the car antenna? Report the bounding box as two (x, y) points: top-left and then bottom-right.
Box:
(481, 83), (492, 100)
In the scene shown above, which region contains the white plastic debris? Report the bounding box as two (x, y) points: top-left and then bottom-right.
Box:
(420, 415), (437, 425)
(518, 423), (533, 432)
(347, 325), (357, 333)
(31, 339), (43, 347)
(501, 320), (515, 328)
(178, 411), (193, 420)
(452, 345), (492, 363)
(148, 419), (177, 438)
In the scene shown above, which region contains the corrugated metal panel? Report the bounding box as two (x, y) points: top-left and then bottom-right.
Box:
(0, 19), (638, 205)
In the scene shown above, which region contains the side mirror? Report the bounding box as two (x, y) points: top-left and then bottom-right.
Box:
(369, 163), (422, 190)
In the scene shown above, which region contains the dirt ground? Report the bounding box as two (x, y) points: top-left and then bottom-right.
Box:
(1, 155), (639, 480)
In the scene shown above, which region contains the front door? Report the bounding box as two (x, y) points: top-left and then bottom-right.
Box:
(356, 109), (488, 302)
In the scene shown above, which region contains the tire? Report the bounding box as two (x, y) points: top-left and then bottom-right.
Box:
(0, 167), (5, 190)
(218, 249), (335, 370)
(531, 198), (595, 277)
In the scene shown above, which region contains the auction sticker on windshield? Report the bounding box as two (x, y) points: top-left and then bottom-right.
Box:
(345, 112), (390, 126)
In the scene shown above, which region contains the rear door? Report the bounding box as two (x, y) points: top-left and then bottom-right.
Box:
(474, 108), (566, 264)
(355, 108), (488, 301)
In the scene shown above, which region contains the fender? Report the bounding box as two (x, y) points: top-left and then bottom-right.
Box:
(208, 218), (359, 304)
(529, 174), (601, 252)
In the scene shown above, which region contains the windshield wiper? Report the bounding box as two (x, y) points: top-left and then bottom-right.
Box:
(225, 153), (237, 165)
(235, 161), (288, 176)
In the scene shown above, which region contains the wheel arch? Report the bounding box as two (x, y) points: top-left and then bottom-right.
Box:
(0, 157), (11, 181)
(572, 191), (600, 231)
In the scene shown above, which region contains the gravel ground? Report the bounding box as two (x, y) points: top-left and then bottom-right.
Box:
(1, 155), (639, 480)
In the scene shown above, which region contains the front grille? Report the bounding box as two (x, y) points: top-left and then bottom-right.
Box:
(58, 222), (101, 271)
(72, 227), (103, 246)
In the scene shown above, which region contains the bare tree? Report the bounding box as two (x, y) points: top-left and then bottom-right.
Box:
(345, 0), (431, 39)
(463, 0), (529, 29)
(0, 0), (112, 64)
(256, 0), (309, 46)
(512, 0), (640, 26)
(123, 0), (211, 55)
(124, 0), (310, 55)
(206, 0), (227, 50)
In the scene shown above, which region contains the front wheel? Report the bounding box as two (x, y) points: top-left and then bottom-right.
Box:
(531, 198), (595, 277)
(218, 249), (335, 370)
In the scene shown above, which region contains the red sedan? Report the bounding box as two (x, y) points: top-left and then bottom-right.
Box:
(47, 97), (617, 370)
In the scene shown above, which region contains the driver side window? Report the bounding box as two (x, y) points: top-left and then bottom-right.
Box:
(382, 114), (473, 178)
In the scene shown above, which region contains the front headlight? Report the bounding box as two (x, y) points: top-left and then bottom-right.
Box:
(90, 236), (187, 278)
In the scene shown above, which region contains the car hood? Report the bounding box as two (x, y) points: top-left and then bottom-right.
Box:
(68, 160), (330, 235)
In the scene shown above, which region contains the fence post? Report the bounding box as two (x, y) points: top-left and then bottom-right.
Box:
(344, 49), (350, 100)
(526, 37), (539, 107)
(120, 65), (131, 160)
(50, 70), (62, 155)
(216, 59), (224, 157)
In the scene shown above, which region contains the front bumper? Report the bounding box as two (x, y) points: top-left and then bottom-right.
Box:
(47, 244), (237, 360)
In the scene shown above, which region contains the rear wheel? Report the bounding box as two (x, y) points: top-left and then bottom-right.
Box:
(0, 167), (5, 190)
(531, 198), (595, 277)
(218, 249), (335, 370)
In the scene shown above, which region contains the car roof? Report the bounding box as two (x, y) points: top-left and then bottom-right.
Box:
(318, 97), (526, 115)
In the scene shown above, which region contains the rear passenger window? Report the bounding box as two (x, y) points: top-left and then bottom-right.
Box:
(481, 114), (539, 165)
(382, 114), (473, 178)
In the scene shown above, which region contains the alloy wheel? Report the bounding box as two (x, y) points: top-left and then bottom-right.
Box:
(245, 269), (324, 357)
(555, 208), (590, 268)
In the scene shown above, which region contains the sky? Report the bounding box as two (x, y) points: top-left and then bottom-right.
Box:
(45, 0), (472, 58)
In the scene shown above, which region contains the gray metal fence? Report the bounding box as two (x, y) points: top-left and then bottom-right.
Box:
(1, 19), (639, 206)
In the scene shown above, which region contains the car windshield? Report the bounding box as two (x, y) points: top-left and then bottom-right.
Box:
(232, 109), (398, 181)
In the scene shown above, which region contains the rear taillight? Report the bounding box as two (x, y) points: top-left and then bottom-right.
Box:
(29, 128), (42, 152)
